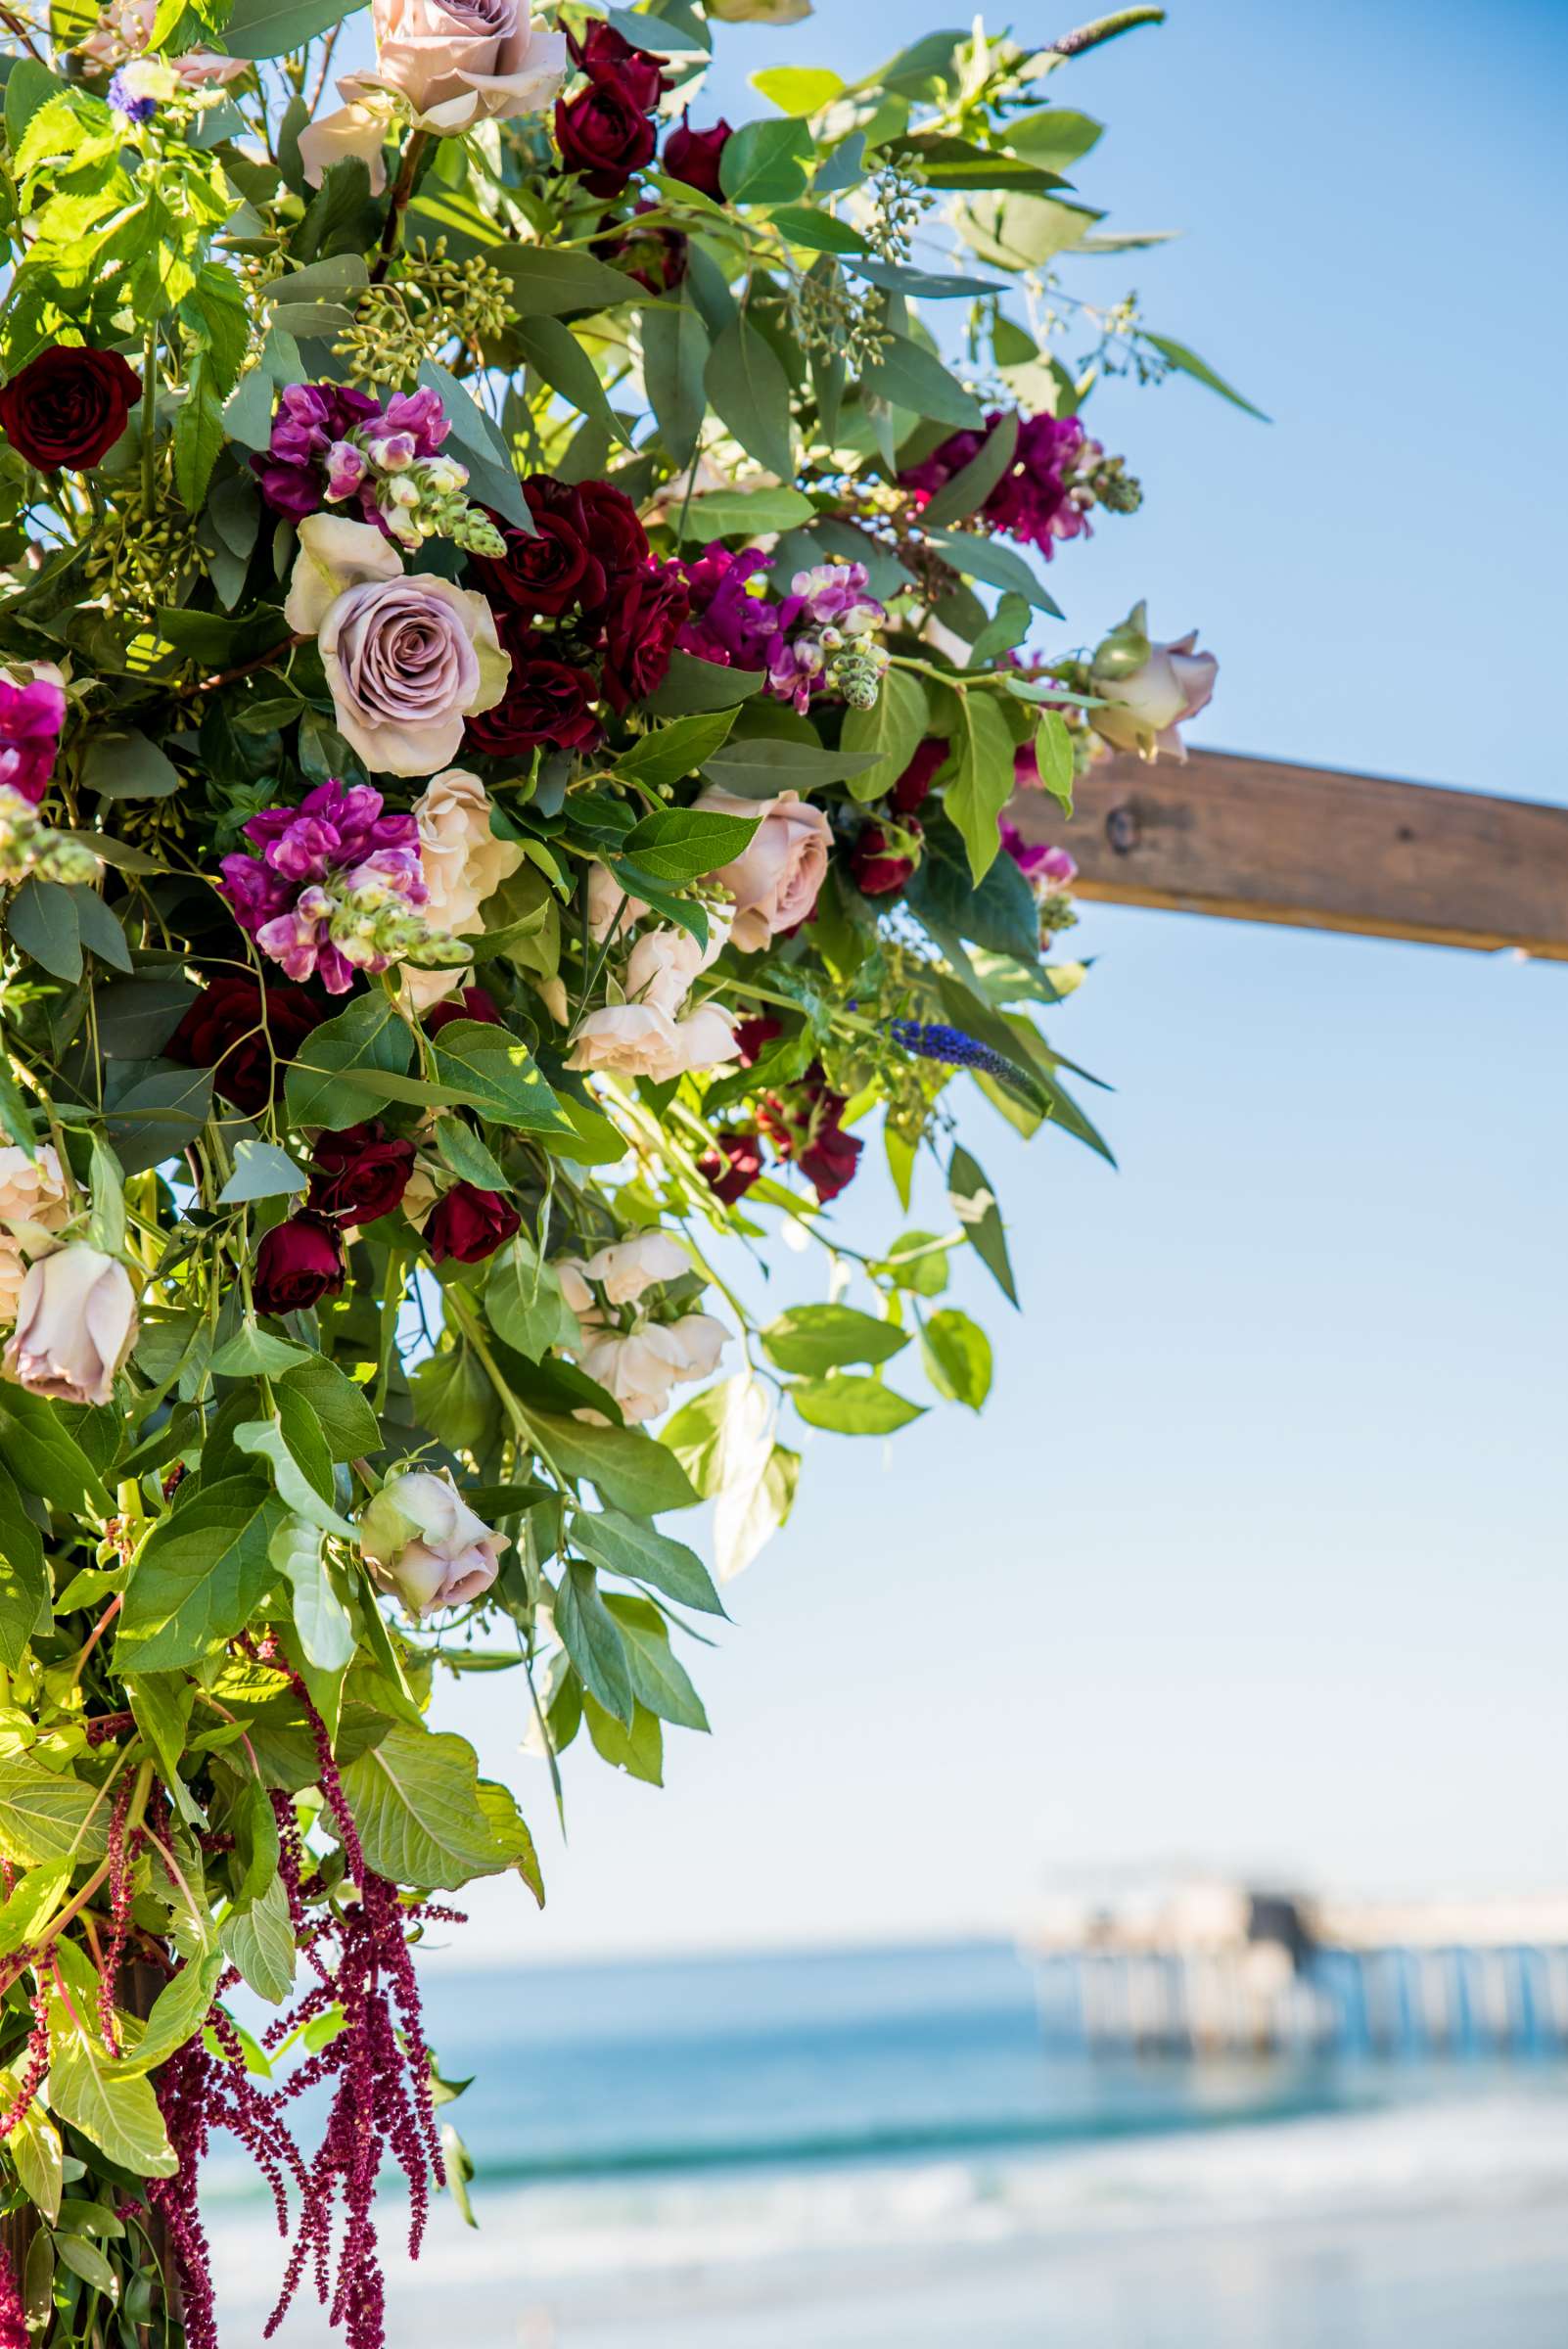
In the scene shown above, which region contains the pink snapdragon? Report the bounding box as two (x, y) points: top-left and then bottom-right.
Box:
(676, 547), (887, 713)
(219, 779), (430, 992)
(0, 664), (66, 804)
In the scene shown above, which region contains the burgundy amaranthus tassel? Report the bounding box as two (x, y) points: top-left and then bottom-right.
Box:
(0, 1977), (52, 2142)
(0, 2243), (26, 2349)
(97, 1775), (146, 2054)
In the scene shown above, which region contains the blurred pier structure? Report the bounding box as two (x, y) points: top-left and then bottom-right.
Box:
(1024, 1877), (1568, 2057)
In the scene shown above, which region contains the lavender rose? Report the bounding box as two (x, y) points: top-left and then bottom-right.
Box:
(358, 1467), (508, 1613)
(301, 0), (566, 183)
(284, 516), (508, 776)
(2, 1243), (138, 1406)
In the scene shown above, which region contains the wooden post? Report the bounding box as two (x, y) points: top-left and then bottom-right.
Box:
(1007, 747), (1568, 959)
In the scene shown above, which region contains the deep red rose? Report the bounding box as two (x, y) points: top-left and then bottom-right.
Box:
(760, 1064), (863, 1204)
(169, 975), (327, 1117)
(555, 80), (658, 197)
(848, 817), (920, 898)
(700, 1130), (762, 1206)
(733, 1015), (782, 1067)
(466, 634), (602, 756)
(308, 1120), (415, 1226)
(423, 985), (502, 1036)
(471, 478), (607, 620)
(600, 202), (688, 296)
(0, 345), (141, 472)
(427, 1181), (522, 1266)
(663, 112), (732, 201)
(602, 559), (690, 712)
(574, 480), (650, 606)
(253, 1213), (346, 1316)
(891, 739), (947, 816)
(568, 20), (668, 109)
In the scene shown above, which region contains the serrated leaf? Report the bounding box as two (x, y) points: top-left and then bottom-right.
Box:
(339, 1724), (535, 1892)
(0, 1459), (48, 1675)
(567, 1507), (723, 1616)
(219, 1870), (296, 2004)
(116, 1477), (287, 1671)
(277, 1356), (380, 1460)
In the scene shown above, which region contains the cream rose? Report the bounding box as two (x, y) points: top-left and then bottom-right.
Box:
(298, 100), (392, 195)
(575, 1232), (690, 1308)
(284, 517), (508, 777)
(585, 862), (645, 944)
(567, 1000), (738, 1082)
(3, 1244), (137, 1406)
(1089, 604), (1218, 762)
(413, 768), (523, 936)
(576, 1313), (728, 1425)
(695, 787), (830, 953)
(623, 906), (731, 1021)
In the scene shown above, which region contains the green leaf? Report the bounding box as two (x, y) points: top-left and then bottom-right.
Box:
(678, 485), (815, 539)
(945, 690), (1018, 882)
(221, 0), (363, 59)
(86, 1131), (126, 1256)
(704, 316), (797, 482)
(581, 1693), (663, 1784)
(640, 292), (709, 469)
(434, 1114), (512, 1194)
(126, 1674), (197, 1803)
(113, 1952), (222, 2078)
(789, 1376), (926, 1435)
(117, 1477), (286, 1671)
(339, 1723), (536, 1892)
(568, 1507), (723, 1616)
(602, 1593), (708, 1730)
(863, 336), (983, 430)
(948, 1143), (1017, 1307)
(3, 2085), (62, 2220)
(699, 737), (881, 795)
(919, 1308), (992, 1410)
(554, 1561), (633, 1725)
(220, 1871), (296, 2004)
(269, 1515), (355, 1671)
(235, 1418), (355, 1540)
(209, 1325), (312, 1378)
(278, 1355), (380, 1460)
(761, 1302), (908, 1376)
(871, 1229), (951, 1298)
(1032, 710), (1075, 813)
(0, 1754), (106, 1867)
(525, 1411), (699, 1515)
(1005, 107), (1105, 170)
(47, 2025), (176, 2179)
(284, 991), (414, 1130)
(484, 1236), (578, 1363)
(428, 1020), (575, 1136)
(839, 666), (929, 804)
(620, 805), (759, 884)
(717, 117), (813, 206)
(917, 410), (1018, 527)
(7, 878), (80, 981)
(614, 709), (737, 792)
(418, 359), (530, 530)
(920, 525), (1063, 616)
(79, 728), (180, 802)
(514, 315), (631, 447)
(750, 65), (844, 115)
(217, 1138), (306, 1205)
(1144, 332), (1268, 421)
(104, 1063), (213, 1175)
(767, 205), (865, 255)
(644, 649), (766, 715)
(174, 347), (228, 511)
(0, 1388), (112, 1515)
(0, 1461), (47, 1673)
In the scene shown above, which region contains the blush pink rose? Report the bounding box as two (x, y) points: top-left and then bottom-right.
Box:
(694, 787), (830, 953)
(284, 517), (508, 776)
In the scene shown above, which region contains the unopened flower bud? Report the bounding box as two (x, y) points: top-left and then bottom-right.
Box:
(358, 1467), (507, 1614)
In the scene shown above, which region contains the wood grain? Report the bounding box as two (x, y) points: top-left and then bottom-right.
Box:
(1006, 748), (1568, 958)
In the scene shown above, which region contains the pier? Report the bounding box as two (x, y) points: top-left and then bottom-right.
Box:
(1024, 1878), (1568, 2057)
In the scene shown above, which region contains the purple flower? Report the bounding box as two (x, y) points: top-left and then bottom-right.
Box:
(107, 67), (157, 120)
(220, 779), (428, 992)
(251, 382), (382, 522)
(675, 549), (885, 714)
(901, 409), (1095, 557)
(380, 388), (449, 458)
(325, 438), (369, 501)
(0, 666), (66, 806)
(676, 543), (775, 671)
(999, 817), (1078, 890)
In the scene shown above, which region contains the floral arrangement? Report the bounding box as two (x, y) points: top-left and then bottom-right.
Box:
(0, 0), (1246, 2335)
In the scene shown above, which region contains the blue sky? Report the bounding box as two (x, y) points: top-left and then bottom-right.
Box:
(432, 0), (1568, 1960)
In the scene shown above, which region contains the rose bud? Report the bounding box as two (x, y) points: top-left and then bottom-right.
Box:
(848, 817), (920, 898)
(427, 1180), (521, 1265)
(662, 112), (732, 201)
(0, 346), (141, 473)
(700, 1131), (763, 1207)
(2, 1244), (138, 1406)
(358, 1467), (508, 1614)
(308, 1121), (416, 1226)
(1088, 602), (1218, 762)
(252, 1213), (346, 1315)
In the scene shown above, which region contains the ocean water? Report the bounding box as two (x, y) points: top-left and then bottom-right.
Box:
(207, 1940), (1568, 2346)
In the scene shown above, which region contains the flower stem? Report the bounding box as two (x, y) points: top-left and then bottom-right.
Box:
(371, 128), (429, 286)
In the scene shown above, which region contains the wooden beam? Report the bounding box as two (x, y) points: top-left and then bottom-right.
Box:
(1006, 748), (1568, 959)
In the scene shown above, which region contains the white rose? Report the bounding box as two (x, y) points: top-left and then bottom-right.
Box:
(3, 1244), (137, 1406)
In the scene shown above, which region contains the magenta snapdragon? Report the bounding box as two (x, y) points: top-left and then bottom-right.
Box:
(0, 665), (65, 804)
(218, 779), (429, 992)
(253, 384), (499, 555)
(901, 409), (1114, 557)
(677, 547), (887, 713)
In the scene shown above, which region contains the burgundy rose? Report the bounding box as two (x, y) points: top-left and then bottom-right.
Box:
(423, 985), (502, 1036)
(575, 480), (650, 606)
(169, 976), (327, 1118)
(848, 818), (920, 898)
(568, 20), (667, 109)
(465, 636), (602, 756)
(798, 1117), (862, 1203)
(760, 1064), (862, 1204)
(663, 112), (732, 201)
(602, 559), (690, 712)
(891, 739), (947, 815)
(252, 1213), (346, 1316)
(700, 1130), (762, 1206)
(427, 1181), (521, 1266)
(555, 79), (658, 197)
(0, 346), (141, 473)
(308, 1120), (416, 1226)
(471, 477), (606, 620)
(733, 1015), (782, 1067)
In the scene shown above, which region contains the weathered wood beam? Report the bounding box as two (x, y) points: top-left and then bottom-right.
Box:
(1006, 748), (1568, 959)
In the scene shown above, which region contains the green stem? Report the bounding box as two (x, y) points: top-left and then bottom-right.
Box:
(371, 128), (429, 285)
(139, 324), (158, 514)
